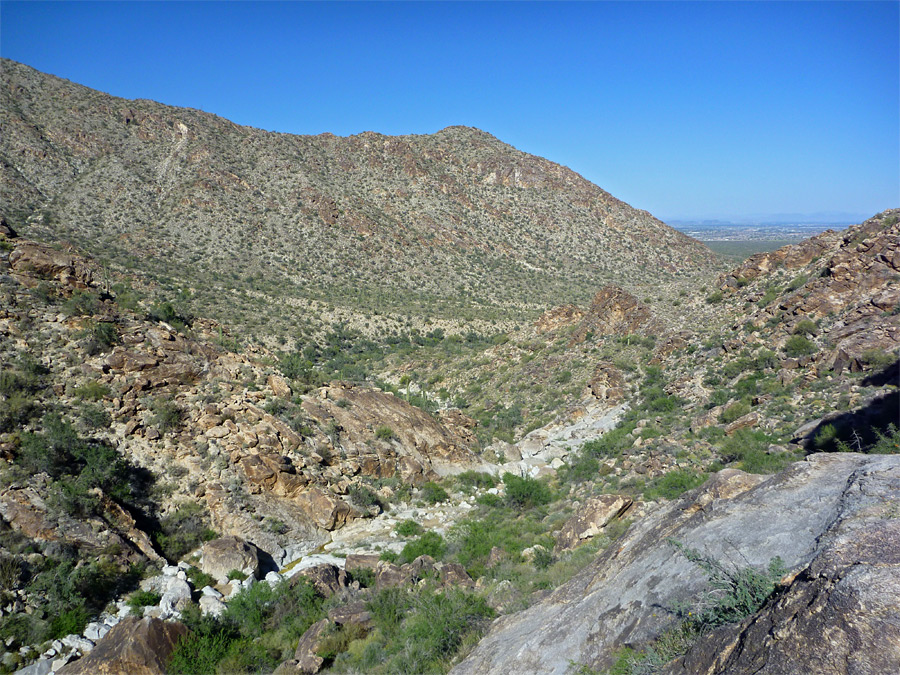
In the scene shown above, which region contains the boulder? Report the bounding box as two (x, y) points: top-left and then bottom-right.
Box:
(268, 374), (292, 398)
(295, 488), (353, 531)
(555, 495), (633, 552)
(56, 618), (188, 675)
(451, 454), (900, 675)
(327, 601), (373, 628)
(199, 536), (261, 584)
(292, 618), (333, 674)
(344, 553), (381, 572)
(294, 563), (348, 598)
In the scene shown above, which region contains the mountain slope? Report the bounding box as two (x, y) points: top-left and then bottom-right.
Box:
(0, 58), (717, 334)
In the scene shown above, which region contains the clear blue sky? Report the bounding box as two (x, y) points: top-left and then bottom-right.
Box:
(2, 1), (897, 221)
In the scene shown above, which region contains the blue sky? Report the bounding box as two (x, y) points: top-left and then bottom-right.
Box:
(1, 1), (897, 221)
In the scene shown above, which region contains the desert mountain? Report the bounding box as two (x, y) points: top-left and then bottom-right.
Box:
(1, 58), (717, 336)
(0, 57), (898, 675)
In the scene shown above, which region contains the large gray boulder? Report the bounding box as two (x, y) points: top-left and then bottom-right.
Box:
(199, 535), (261, 584)
(451, 454), (900, 675)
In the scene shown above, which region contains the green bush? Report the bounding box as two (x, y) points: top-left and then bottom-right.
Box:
(783, 335), (816, 358)
(644, 469), (708, 501)
(454, 471), (496, 491)
(153, 502), (218, 562)
(150, 398), (185, 434)
(705, 291), (723, 304)
(420, 481), (449, 505)
(792, 319), (818, 336)
(342, 587), (494, 674)
(395, 520), (425, 537)
(127, 590), (161, 615)
(719, 429), (795, 474)
(861, 348), (896, 368)
(375, 425), (395, 441)
(719, 401), (750, 424)
(400, 531), (446, 563)
(669, 540), (786, 629)
(349, 484), (385, 512)
(502, 473), (552, 509)
(73, 380), (110, 400)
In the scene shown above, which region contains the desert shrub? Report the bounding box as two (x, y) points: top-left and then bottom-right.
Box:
(503, 473), (552, 509)
(719, 429), (794, 473)
(127, 590), (161, 616)
(420, 481), (449, 504)
(341, 586), (494, 674)
(705, 291), (723, 304)
(861, 348), (897, 368)
(755, 349), (778, 371)
(400, 531), (446, 563)
(349, 484), (385, 512)
(454, 470), (496, 491)
(719, 401), (750, 424)
(375, 425), (395, 441)
(786, 274), (808, 291)
(395, 520), (425, 537)
(170, 578), (325, 674)
(83, 320), (119, 355)
(783, 335), (816, 357)
(153, 502), (218, 562)
(150, 398), (185, 434)
(15, 414), (149, 518)
(63, 290), (101, 317)
(563, 453), (600, 484)
(78, 402), (111, 429)
(792, 319), (818, 336)
(669, 540), (786, 629)
(870, 424), (900, 454)
(643, 469), (708, 501)
(73, 380), (110, 400)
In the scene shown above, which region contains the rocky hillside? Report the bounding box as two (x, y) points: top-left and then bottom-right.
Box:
(1, 200), (897, 674)
(1, 58), (718, 339)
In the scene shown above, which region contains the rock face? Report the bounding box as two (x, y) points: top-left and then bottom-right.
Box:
(663, 460), (900, 675)
(451, 454), (900, 675)
(8, 241), (94, 289)
(56, 618), (188, 675)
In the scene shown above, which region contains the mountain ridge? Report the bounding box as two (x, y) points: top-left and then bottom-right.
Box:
(1, 58), (718, 342)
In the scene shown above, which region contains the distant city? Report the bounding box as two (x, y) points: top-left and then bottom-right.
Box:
(666, 219), (860, 242)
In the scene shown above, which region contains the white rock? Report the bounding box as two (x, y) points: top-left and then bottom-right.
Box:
(51, 654), (74, 671)
(176, 570), (188, 581)
(265, 571), (284, 586)
(160, 578), (193, 613)
(177, 561), (192, 570)
(162, 565), (179, 577)
(199, 595), (227, 618)
(83, 622), (109, 642)
(62, 635), (94, 653)
(201, 585), (223, 599)
(51, 640), (63, 652)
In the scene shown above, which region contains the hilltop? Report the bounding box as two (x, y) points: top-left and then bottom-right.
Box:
(1, 58), (718, 342)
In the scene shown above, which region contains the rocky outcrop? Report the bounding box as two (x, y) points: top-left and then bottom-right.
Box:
(8, 240), (94, 289)
(570, 286), (659, 345)
(56, 618), (188, 675)
(301, 383), (483, 477)
(451, 454), (900, 675)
